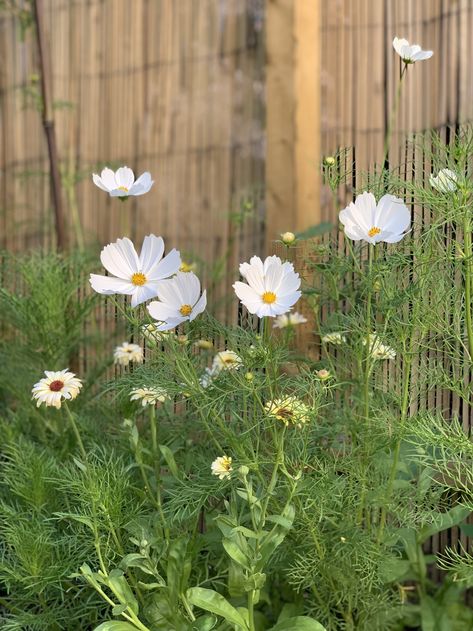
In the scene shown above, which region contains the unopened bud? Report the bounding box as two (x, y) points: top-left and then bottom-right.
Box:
(324, 156), (336, 167)
(316, 369), (331, 381)
(281, 231), (296, 245)
(245, 371), (254, 381)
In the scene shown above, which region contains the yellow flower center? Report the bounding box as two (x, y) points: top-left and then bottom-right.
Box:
(118, 185), (129, 193)
(131, 272), (147, 286)
(180, 262), (194, 273)
(180, 304), (193, 316)
(262, 291), (277, 304)
(368, 226), (381, 238)
(221, 457), (232, 471)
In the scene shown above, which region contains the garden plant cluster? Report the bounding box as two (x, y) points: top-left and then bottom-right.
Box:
(2, 36), (473, 631)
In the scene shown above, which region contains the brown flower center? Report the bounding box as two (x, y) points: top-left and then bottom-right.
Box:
(49, 380), (64, 392)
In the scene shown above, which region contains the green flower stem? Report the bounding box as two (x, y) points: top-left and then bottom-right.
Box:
(463, 215), (473, 362)
(382, 63), (408, 166)
(149, 404), (169, 544)
(63, 402), (87, 461)
(357, 244), (375, 525)
(376, 339), (413, 544)
(247, 589), (256, 631)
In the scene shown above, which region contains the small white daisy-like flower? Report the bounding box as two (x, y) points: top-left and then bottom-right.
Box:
(114, 342), (143, 366)
(363, 334), (396, 360)
(90, 234), (181, 308)
(321, 332), (346, 345)
(130, 387), (169, 406)
(211, 455), (233, 480)
(147, 271), (207, 331)
(265, 396), (311, 428)
(273, 312), (308, 329)
(32, 369), (82, 409)
(392, 37), (433, 64)
(339, 192), (410, 244)
(92, 166), (154, 197)
(233, 255), (301, 318)
(212, 350), (242, 372)
(429, 169), (458, 193)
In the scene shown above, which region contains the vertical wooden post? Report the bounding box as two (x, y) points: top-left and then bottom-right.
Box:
(265, 0), (321, 250)
(33, 0), (67, 251)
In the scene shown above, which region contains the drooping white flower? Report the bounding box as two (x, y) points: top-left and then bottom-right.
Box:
(147, 271), (207, 331)
(130, 386), (169, 406)
(114, 342), (143, 366)
(90, 235), (181, 308)
(429, 169), (458, 193)
(363, 334), (396, 360)
(321, 332), (346, 345)
(92, 166), (154, 197)
(273, 312), (308, 329)
(233, 255), (301, 318)
(32, 369), (82, 409)
(392, 37), (433, 63)
(211, 455), (233, 480)
(339, 192), (410, 244)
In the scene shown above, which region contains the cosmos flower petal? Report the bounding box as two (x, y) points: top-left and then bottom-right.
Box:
(99, 167), (118, 191)
(264, 262), (284, 293)
(147, 248), (181, 281)
(100, 237), (139, 278)
(147, 300), (180, 321)
(89, 274), (135, 295)
(92, 173), (109, 192)
(233, 281), (260, 306)
(189, 290), (207, 320)
(130, 284), (159, 307)
(412, 50), (433, 61)
(139, 235), (165, 274)
(115, 166), (135, 189)
(129, 171), (154, 195)
(244, 266), (265, 294)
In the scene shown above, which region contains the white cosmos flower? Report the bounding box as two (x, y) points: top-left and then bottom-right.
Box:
(32, 369), (82, 409)
(392, 37), (433, 63)
(92, 166), (154, 197)
(233, 255), (301, 318)
(429, 169), (458, 193)
(114, 342), (143, 366)
(211, 455), (233, 480)
(363, 334), (396, 360)
(273, 312), (308, 329)
(130, 387), (169, 406)
(201, 350), (242, 388)
(339, 192), (410, 244)
(90, 234), (181, 308)
(147, 271), (207, 331)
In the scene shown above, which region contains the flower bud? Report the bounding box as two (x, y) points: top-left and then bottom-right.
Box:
(324, 156), (336, 166)
(245, 371), (254, 381)
(239, 465), (249, 477)
(316, 369), (331, 381)
(280, 231), (296, 245)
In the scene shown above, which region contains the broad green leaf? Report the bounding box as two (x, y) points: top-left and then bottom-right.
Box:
(276, 603), (303, 622)
(167, 538), (191, 605)
(379, 557), (412, 583)
(222, 538), (251, 569)
(107, 569), (139, 615)
(460, 522), (473, 537)
(268, 616), (326, 631)
(186, 587), (249, 629)
(94, 623), (140, 631)
(159, 444), (180, 479)
(192, 614), (218, 631)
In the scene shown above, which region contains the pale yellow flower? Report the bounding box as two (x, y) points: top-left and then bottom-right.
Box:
(321, 332), (346, 345)
(265, 396), (311, 428)
(363, 334), (396, 360)
(211, 455), (233, 480)
(114, 342), (143, 366)
(195, 339), (214, 350)
(130, 387), (169, 406)
(273, 312), (307, 329)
